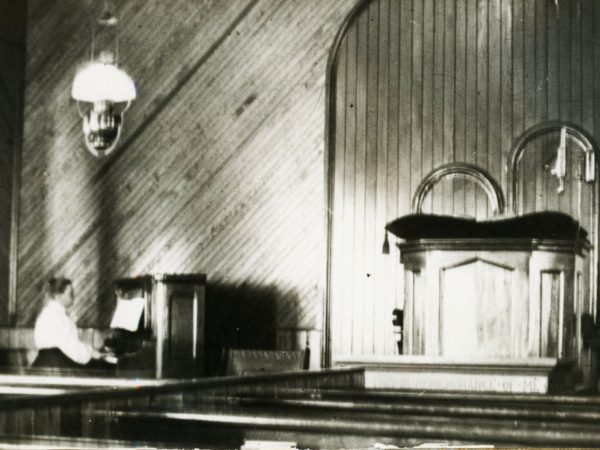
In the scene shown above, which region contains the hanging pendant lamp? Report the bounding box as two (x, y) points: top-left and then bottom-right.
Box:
(71, 4), (136, 158)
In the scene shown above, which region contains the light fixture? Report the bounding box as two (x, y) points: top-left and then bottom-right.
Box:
(71, 4), (136, 158)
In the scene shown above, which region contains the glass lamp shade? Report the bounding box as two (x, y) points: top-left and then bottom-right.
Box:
(72, 62), (135, 157)
(82, 100), (122, 156)
(71, 62), (136, 102)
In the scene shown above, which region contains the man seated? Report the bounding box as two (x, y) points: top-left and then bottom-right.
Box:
(32, 277), (115, 370)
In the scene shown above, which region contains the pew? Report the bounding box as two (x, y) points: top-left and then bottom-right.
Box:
(0, 368), (364, 448)
(1, 367), (600, 447)
(97, 386), (600, 448)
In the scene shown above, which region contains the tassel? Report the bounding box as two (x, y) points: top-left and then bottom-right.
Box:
(303, 333), (311, 370)
(382, 230), (390, 255)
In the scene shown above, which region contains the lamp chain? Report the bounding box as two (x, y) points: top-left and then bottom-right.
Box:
(90, 15), (95, 61)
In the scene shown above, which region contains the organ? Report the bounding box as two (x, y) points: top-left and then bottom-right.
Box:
(104, 273), (207, 378)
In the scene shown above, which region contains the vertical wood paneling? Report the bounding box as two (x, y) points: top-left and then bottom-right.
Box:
(373, 0), (390, 355)
(352, 11), (368, 354)
(330, 0), (600, 359)
(511, 0), (524, 214)
(340, 27), (357, 357)
(540, 271), (561, 357)
(476, 0), (489, 218)
(570, 0), (583, 217)
(387, 1), (403, 353)
(581, 0), (594, 240)
(410, 0), (423, 210)
(454, 0), (467, 217)
(395, 0), (413, 319)
(499, 0), (512, 195)
(363, 2), (379, 355)
(443, 0), (455, 216)
(547, 1), (559, 213)
(595, 2), (600, 154)
(487, 0), (501, 203)
(432, 0), (445, 215)
(465, 0), (479, 217)
(522, 1), (536, 214)
(331, 38), (348, 357)
(534, 0), (546, 213)
(421, 0), (434, 215)
(398, 0), (413, 218)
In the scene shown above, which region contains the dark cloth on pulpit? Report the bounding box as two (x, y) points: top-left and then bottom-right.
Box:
(386, 211), (588, 241)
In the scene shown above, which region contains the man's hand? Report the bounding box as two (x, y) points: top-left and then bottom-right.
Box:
(92, 348), (118, 364)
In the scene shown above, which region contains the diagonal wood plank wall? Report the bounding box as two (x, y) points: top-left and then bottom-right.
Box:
(328, 0), (600, 359)
(17, 0), (358, 354)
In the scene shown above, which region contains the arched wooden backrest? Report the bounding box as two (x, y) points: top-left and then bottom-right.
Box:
(412, 163), (505, 215)
(507, 121), (598, 213)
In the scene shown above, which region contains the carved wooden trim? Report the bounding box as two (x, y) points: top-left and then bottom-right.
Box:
(507, 121), (599, 214)
(411, 163), (506, 215)
(398, 238), (591, 255)
(507, 121), (600, 331)
(323, 0), (372, 369)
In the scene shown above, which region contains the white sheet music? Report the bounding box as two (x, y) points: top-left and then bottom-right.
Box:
(110, 297), (145, 332)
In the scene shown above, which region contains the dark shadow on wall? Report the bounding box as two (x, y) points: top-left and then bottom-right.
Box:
(1, 0), (27, 326)
(94, 172), (120, 328)
(204, 281), (278, 376)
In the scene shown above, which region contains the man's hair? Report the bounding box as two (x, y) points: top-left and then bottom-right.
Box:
(47, 278), (72, 297)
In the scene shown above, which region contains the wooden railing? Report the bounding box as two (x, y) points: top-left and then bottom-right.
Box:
(0, 368), (364, 445)
(2, 367), (600, 448)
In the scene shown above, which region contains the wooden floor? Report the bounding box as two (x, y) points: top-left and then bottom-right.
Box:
(1, 368), (600, 448)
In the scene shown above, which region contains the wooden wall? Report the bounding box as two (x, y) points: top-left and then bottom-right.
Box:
(15, 0), (359, 356)
(0, 0), (26, 325)
(328, 0), (600, 359)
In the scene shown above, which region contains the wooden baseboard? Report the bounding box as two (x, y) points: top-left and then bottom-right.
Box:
(334, 355), (578, 394)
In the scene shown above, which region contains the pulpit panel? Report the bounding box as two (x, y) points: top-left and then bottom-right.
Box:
(539, 271), (562, 357)
(404, 270), (424, 354)
(440, 260), (514, 358)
